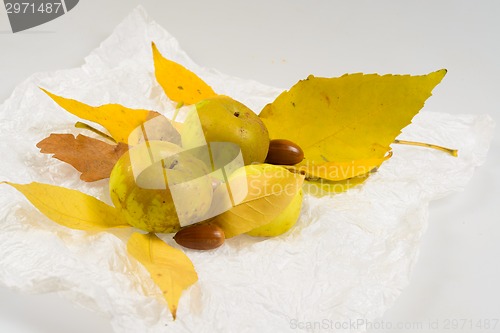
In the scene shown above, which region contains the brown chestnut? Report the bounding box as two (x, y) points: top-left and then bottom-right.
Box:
(265, 139), (304, 165)
(173, 224), (225, 250)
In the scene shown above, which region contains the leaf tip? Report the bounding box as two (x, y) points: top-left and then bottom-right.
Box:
(1, 181), (22, 192)
(39, 87), (58, 101)
(435, 68), (448, 79)
(171, 306), (177, 320)
(151, 42), (160, 57)
(35, 136), (47, 150)
(39, 86), (49, 95)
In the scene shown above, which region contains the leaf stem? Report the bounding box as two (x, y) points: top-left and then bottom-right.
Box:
(172, 102), (184, 122)
(75, 122), (116, 143)
(393, 139), (458, 157)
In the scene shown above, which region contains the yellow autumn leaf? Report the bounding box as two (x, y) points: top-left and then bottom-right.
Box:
(40, 88), (161, 144)
(259, 70), (447, 169)
(302, 173), (372, 197)
(287, 154), (390, 181)
(127, 232), (198, 320)
(210, 164), (304, 238)
(152, 42), (218, 105)
(2, 182), (128, 231)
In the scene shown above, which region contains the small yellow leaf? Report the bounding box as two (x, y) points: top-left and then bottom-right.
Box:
(211, 164), (304, 238)
(152, 42), (217, 105)
(260, 70), (446, 163)
(127, 232), (198, 320)
(3, 182), (128, 231)
(40, 88), (161, 144)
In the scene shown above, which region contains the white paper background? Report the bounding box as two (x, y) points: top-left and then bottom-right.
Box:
(0, 7), (494, 333)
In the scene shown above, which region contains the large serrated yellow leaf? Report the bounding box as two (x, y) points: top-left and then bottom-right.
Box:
(127, 232), (198, 320)
(40, 88), (161, 144)
(3, 182), (128, 231)
(211, 164), (304, 238)
(152, 42), (217, 105)
(260, 70), (447, 165)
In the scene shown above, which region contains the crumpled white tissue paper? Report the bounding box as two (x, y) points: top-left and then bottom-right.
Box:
(0, 6), (495, 333)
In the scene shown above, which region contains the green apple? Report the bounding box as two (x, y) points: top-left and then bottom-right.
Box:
(181, 96), (270, 165)
(109, 141), (213, 233)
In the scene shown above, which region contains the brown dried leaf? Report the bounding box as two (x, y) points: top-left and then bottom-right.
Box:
(37, 134), (129, 182)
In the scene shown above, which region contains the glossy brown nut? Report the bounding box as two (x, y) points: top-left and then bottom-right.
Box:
(265, 139), (304, 165)
(173, 224), (225, 250)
